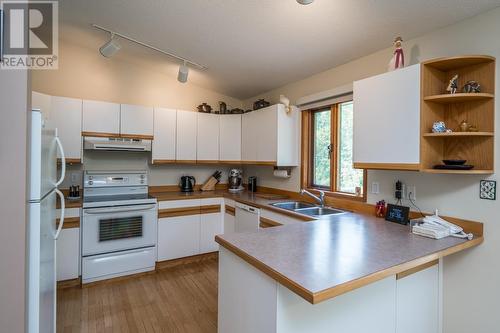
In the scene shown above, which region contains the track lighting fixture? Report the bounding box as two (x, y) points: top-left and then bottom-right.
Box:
(99, 33), (121, 58)
(93, 24), (207, 83)
(297, 0), (314, 4)
(177, 61), (189, 83)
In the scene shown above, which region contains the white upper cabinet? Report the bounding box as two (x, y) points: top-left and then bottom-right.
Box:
(353, 64), (420, 169)
(241, 111), (259, 162)
(219, 114), (242, 162)
(120, 104), (154, 138)
(152, 107), (176, 163)
(254, 106), (278, 162)
(82, 100), (121, 135)
(51, 96), (82, 160)
(32, 91), (52, 121)
(197, 113), (220, 161)
(242, 104), (299, 166)
(176, 110), (197, 161)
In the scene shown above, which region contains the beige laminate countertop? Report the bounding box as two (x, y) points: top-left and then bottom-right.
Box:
(215, 211), (483, 304)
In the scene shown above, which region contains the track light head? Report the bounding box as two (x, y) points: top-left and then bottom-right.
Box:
(297, 0), (314, 4)
(99, 34), (121, 58)
(177, 61), (189, 83)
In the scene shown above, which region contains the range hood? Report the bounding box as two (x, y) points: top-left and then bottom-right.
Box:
(84, 137), (152, 152)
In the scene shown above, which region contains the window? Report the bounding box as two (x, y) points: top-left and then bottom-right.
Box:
(302, 100), (366, 200)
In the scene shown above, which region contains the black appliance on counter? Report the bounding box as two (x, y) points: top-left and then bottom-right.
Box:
(179, 176), (196, 192)
(248, 176), (257, 192)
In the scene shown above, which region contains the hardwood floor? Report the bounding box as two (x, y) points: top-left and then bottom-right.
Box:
(57, 258), (218, 333)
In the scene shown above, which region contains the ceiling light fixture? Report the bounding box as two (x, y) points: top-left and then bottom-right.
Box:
(99, 33), (121, 58)
(296, 0), (314, 4)
(92, 24), (207, 82)
(177, 61), (189, 83)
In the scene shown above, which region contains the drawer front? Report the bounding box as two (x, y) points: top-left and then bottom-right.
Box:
(158, 199), (201, 210)
(200, 197), (223, 206)
(57, 207), (80, 218)
(82, 247), (156, 283)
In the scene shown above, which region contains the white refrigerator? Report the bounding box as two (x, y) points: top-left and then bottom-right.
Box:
(28, 109), (66, 333)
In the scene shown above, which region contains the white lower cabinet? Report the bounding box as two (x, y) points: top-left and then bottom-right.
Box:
(56, 228), (80, 281)
(56, 207), (80, 282)
(157, 198), (224, 261)
(157, 215), (201, 261)
(224, 213), (235, 234)
(396, 263), (439, 333)
(200, 212), (223, 253)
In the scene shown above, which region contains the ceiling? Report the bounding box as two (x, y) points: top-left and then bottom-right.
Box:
(59, 0), (500, 99)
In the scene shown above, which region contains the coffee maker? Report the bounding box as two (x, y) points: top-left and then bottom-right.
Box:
(228, 169), (244, 193)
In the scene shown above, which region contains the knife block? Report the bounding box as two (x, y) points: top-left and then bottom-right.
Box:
(201, 176), (218, 191)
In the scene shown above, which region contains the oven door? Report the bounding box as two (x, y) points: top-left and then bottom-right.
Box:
(82, 203), (157, 256)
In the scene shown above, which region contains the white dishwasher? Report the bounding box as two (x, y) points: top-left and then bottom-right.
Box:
(235, 202), (260, 232)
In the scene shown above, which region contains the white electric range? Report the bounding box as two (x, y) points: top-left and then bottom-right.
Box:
(81, 171), (157, 284)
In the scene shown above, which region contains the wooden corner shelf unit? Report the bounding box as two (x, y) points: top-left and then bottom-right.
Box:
(420, 55), (496, 174)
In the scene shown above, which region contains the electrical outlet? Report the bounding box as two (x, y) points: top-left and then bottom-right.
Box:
(407, 185), (416, 201)
(371, 182), (380, 194)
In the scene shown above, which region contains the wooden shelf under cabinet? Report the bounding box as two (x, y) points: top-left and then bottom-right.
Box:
(421, 169), (494, 174)
(420, 55), (496, 174)
(422, 132), (494, 137)
(423, 93), (494, 103)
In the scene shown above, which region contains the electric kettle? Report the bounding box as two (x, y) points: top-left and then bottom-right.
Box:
(179, 176), (196, 192)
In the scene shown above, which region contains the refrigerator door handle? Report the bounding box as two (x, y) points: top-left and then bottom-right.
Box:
(54, 134), (66, 187)
(54, 188), (65, 240)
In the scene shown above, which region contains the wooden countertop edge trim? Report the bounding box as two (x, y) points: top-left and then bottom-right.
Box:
(396, 259), (439, 280)
(158, 204), (221, 218)
(225, 205), (235, 216)
(200, 204), (221, 214)
(259, 217), (282, 227)
(311, 236), (484, 304)
(158, 206), (201, 218)
(56, 217), (80, 229)
(216, 235), (484, 305)
(215, 236), (316, 303)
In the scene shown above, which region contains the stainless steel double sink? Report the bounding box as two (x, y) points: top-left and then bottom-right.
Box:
(270, 201), (346, 218)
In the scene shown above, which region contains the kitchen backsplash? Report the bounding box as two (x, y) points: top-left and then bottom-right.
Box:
(58, 151), (232, 189)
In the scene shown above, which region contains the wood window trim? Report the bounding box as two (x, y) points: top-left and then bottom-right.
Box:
(301, 105), (367, 203)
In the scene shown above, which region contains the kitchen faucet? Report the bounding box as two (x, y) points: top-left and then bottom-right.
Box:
(300, 189), (325, 207)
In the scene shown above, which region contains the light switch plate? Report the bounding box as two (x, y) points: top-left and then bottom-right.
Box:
(371, 182), (380, 194)
(480, 180), (496, 200)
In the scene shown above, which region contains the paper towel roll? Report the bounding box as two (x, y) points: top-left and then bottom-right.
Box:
(273, 169), (290, 178)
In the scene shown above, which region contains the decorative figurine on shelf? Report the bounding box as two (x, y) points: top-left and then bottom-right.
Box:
(462, 80), (481, 93)
(388, 36), (405, 71)
(459, 120), (469, 132)
(432, 121), (448, 133)
(446, 74), (459, 94)
(375, 200), (386, 218)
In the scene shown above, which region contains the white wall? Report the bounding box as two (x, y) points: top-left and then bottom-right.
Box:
(243, 7), (500, 333)
(0, 69), (29, 332)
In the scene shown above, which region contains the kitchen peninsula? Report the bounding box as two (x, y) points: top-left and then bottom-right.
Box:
(216, 212), (483, 333)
